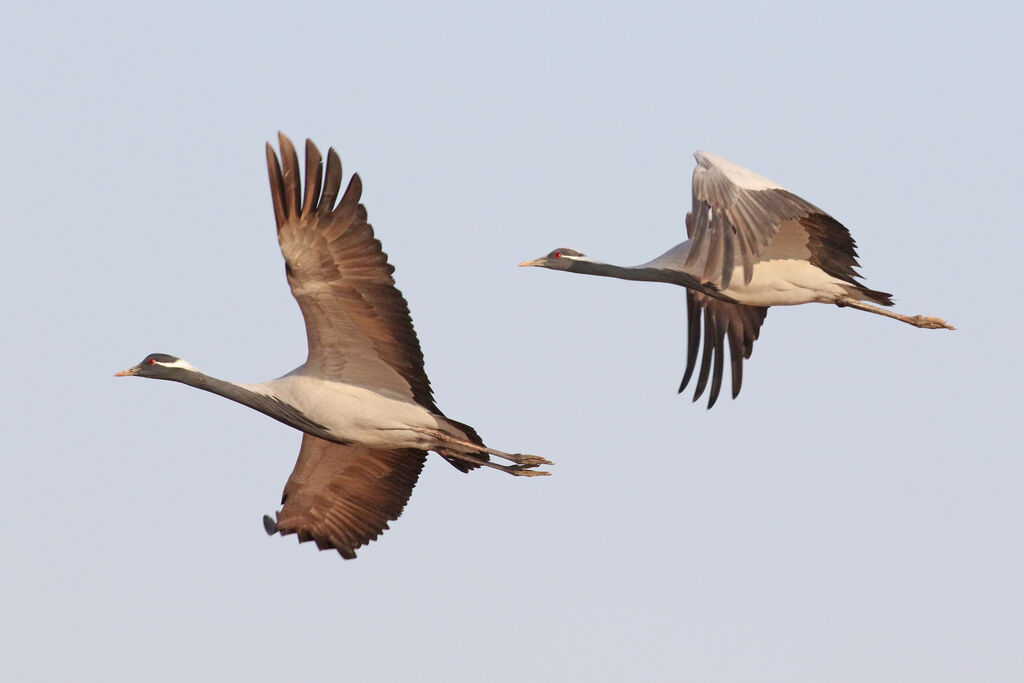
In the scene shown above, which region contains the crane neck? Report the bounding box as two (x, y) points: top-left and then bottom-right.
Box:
(564, 257), (733, 301)
(567, 258), (684, 285)
(169, 369), (332, 438)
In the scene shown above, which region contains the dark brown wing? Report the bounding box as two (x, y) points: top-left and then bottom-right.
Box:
(684, 151), (825, 290)
(678, 291), (768, 409)
(266, 434), (427, 559)
(266, 133), (437, 411)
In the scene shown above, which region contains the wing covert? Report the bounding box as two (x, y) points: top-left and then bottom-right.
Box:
(684, 151), (823, 290)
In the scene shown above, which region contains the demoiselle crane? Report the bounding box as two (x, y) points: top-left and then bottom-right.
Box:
(118, 134), (550, 559)
(520, 151), (952, 408)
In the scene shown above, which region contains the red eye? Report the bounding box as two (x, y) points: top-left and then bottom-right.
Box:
(148, 359), (156, 365)
(554, 252), (562, 259)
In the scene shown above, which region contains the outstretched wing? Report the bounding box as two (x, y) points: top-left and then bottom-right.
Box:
(266, 133), (436, 411)
(684, 151), (827, 291)
(678, 291), (768, 409)
(266, 434), (427, 559)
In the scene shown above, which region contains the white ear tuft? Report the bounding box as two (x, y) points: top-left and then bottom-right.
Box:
(160, 358), (200, 372)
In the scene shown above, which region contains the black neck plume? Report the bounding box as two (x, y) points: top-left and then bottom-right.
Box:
(167, 370), (333, 440)
(566, 259), (730, 299)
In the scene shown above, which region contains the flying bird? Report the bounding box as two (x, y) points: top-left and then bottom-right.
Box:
(520, 151), (952, 408)
(118, 134), (549, 559)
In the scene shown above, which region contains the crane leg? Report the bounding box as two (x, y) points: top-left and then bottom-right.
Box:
(835, 297), (955, 330)
(414, 427), (553, 469)
(436, 447), (550, 477)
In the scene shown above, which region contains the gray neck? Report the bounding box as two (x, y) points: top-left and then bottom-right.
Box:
(171, 370), (333, 439)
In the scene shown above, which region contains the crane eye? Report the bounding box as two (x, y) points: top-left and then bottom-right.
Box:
(554, 252), (562, 259)
(148, 358), (156, 365)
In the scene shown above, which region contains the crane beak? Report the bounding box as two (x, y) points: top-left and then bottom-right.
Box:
(115, 366), (140, 377)
(518, 258), (544, 267)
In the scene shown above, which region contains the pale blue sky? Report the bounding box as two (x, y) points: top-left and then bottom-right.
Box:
(2, 2), (1022, 681)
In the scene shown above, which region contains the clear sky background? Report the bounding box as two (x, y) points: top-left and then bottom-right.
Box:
(2, 2), (1022, 681)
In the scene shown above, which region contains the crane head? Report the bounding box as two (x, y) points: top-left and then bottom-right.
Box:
(115, 353), (194, 379)
(518, 248), (585, 270)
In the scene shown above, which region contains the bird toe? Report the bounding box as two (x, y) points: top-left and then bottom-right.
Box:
(512, 453), (553, 466)
(509, 466), (551, 477)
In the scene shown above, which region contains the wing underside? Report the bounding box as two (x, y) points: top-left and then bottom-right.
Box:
(267, 134), (438, 410)
(266, 434), (427, 559)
